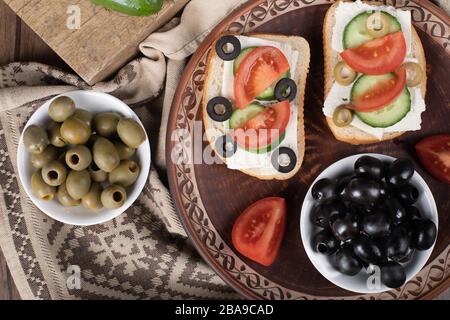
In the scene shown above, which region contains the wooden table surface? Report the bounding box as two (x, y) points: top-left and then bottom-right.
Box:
(0, 0), (68, 300)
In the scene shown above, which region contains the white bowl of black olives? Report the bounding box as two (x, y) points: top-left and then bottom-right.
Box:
(300, 154), (438, 294)
(17, 90), (151, 226)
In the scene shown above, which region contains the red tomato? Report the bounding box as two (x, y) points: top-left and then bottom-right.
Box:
(416, 134), (450, 185)
(341, 31), (406, 75)
(351, 66), (406, 111)
(232, 197), (287, 266)
(234, 46), (290, 109)
(231, 101), (290, 149)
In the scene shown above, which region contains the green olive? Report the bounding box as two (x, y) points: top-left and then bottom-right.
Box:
(60, 116), (91, 145)
(57, 182), (81, 207)
(31, 145), (59, 169)
(65, 170), (91, 200)
(65, 145), (92, 171)
(403, 62), (424, 87)
(93, 112), (121, 137)
(88, 163), (108, 182)
(31, 170), (56, 201)
(48, 121), (67, 147)
(93, 137), (120, 173)
(109, 160), (140, 187)
(42, 160), (67, 186)
(333, 105), (353, 127)
(117, 118), (146, 148)
(23, 125), (48, 154)
(73, 109), (93, 128)
(48, 96), (75, 122)
(365, 12), (390, 38)
(114, 141), (136, 160)
(101, 184), (127, 209)
(82, 182), (103, 210)
(334, 61), (357, 86)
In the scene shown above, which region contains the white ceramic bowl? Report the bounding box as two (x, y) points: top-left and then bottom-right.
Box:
(300, 153), (438, 294)
(17, 90), (151, 226)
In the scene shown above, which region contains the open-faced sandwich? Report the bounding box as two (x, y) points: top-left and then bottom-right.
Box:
(323, 0), (427, 144)
(203, 34), (310, 180)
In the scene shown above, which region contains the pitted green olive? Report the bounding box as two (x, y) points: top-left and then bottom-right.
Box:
(82, 183), (103, 210)
(65, 170), (91, 200)
(88, 163), (108, 182)
(93, 112), (121, 137)
(48, 121), (67, 147)
(65, 145), (92, 171)
(48, 96), (75, 122)
(31, 145), (59, 169)
(23, 125), (48, 154)
(109, 160), (140, 187)
(93, 137), (120, 173)
(114, 141), (136, 160)
(117, 118), (146, 148)
(42, 161), (67, 186)
(57, 182), (81, 207)
(31, 170), (56, 201)
(61, 116), (91, 145)
(73, 109), (93, 128)
(101, 184), (127, 209)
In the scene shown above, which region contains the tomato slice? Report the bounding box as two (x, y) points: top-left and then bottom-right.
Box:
(341, 31), (406, 75)
(234, 46), (290, 109)
(231, 100), (290, 149)
(351, 66), (406, 112)
(416, 134), (450, 185)
(232, 197), (287, 266)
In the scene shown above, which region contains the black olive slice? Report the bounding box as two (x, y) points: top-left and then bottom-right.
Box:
(206, 96), (233, 122)
(215, 135), (237, 158)
(215, 35), (241, 61)
(271, 147), (297, 173)
(274, 78), (297, 102)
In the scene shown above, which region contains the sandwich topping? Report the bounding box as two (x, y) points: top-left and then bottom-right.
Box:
(323, 0), (426, 140)
(207, 35), (300, 175)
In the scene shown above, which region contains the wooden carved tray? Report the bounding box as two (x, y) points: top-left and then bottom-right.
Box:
(166, 0), (450, 299)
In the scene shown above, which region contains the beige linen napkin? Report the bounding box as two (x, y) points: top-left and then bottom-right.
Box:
(0, 0), (247, 300)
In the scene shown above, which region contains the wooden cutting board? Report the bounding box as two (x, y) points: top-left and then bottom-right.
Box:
(4, 0), (189, 85)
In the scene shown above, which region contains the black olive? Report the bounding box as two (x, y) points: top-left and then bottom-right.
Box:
(398, 247), (415, 263)
(311, 178), (336, 201)
(311, 199), (346, 228)
(206, 96), (233, 122)
(271, 147), (297, 173)
(379, 181), (391, 198)
(214, 135), (237, 158)
(274, 78), (297, 102)
(386, 226), (410, 262)
(354, 155), (384, 180)
(386, 158), (415, 186)
(346, 178), (381, 204)
(335, 174), (354, 196)
(361, 210), (391, 237)
(410, 219), (437, 251)
(334, 245), (362, 276)
(381, 261), (406, 288)
(382, 197), (407, 225)
(330, 212), (360, 242)
(395, 184), (419, 205)
(215, 35), (241, 61)
(352, 235), (386, 264)
(405, 206), (422, 221)
(313, 229), (339, 255)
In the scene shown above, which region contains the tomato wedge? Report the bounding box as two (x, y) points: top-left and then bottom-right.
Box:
(341, 31), (406, 75)
(232, 197), (287, 266)
(234, 46), (290, 109)
(231, 100), (290, 149)
(351, 66), (406, 112)
(416, 134), (450, 185)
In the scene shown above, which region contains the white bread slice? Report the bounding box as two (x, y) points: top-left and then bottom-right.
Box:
(202, 34), (310, 180)
(323, 1), (427, 145)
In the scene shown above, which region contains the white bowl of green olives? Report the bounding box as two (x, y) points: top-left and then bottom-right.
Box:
(300, 154), (438, 294)
(17, 90), (151, 226)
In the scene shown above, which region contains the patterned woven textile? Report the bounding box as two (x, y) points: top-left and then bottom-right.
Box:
(0, 0), (247, 299)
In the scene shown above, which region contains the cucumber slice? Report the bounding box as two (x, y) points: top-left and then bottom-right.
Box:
(229, 104), (264, 129)
(355, 88), (411, 128)
(343, 11), (401, 49)
(233, 47), (256, 75)
(246, 132), (286, 154)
